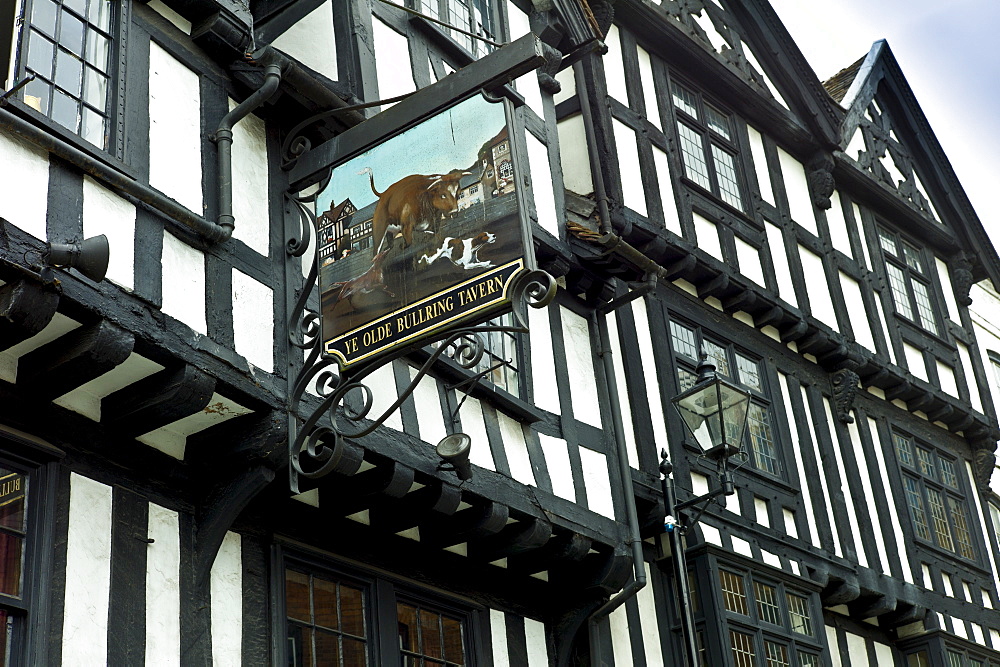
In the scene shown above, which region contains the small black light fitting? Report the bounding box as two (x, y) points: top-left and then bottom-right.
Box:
(45, 234), (111, 283)
(436, 433), (473, 481)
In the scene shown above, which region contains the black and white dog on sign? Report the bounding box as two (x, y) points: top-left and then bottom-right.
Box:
(418, 232), (496, 270)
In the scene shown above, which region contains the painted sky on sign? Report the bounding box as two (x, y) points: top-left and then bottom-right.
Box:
(769, 0), (1000, 249)
(316, 94), (508, 215)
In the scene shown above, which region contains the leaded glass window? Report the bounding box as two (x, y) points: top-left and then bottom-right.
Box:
(877, 226), (941, 334)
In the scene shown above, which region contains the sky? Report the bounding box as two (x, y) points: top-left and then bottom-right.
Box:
(768, 0), (1000, 249)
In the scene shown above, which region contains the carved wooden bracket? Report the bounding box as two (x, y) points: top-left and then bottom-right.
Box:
(807, 152), (836, 210)
(951, 253), (975, 307)
(830, 368), (860, 424)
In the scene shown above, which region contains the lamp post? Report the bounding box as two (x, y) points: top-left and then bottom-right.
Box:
(661, 352), (751, 667)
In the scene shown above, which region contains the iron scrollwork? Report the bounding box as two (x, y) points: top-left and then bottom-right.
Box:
(285, 191), (556, 493)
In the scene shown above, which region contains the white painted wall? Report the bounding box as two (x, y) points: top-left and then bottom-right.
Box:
(747, 126), (774, 206)
(903, 342), (927, 382)
(612, 119), (647, 217)
(777, 148), (816, 236)
(149, 42), (203, 214)
(935, 257), (959, 323)
(147, 0), (191, 33)
(839, 273), (875, 351)
(602, 26), (628, 104)
(651, 145), (681, 235)
(0, 132), (49, 240)
(826, 191), (853, 258)
(410, 369), (446, 445)
(559, 307), (601, 428)
(527, 304), (560, 414)
(765, 220), (797, 307)
(636, 45), (660, 129)
(693, 212), (722, 261)
(799, 246), (837, 327)
(607, 310), (638, 468)
(82, 176), (136, 290)
(232, 269), (274, 372)
(579, 448), (613, 518)
(161, 231), (206, 334)
(506, 3), (544, 118)
(735, 236), (764, 287)
(367, 363), (404, 431)
(272, 0), (337, 82)
(525, 133), (559, 237)
(54, 352), (163, 421)
(372, 18), (415, 104)
(211, 531), (243, 667)
(62, 474), (113, 664)
(847, 417), (887, 573)
(557, 115), (593, 196)
(458, 396), (494, 471)
(146, 502), (181, 666)
(537, 433), (574, 501)
(523, 618), (548, 667)
(608, 600), (633, 666)
(229, 103), (270, 256)
(632, 298), (667, 462)
(498, 411), (535, 486)
(489, 610), (510, 667)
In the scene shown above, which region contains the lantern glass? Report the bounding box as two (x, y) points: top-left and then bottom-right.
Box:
(673, 376), (751, 457)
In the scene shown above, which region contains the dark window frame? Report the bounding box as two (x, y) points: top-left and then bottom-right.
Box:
(3, 0), (128, 160)
(275, 547), (483, 667)
(409, 0), (497, 59)
(876, 225), (943, 335)
(667, 76), (747, 213)
(667, 317), (785, 480)
(898, 631), (1000, 667)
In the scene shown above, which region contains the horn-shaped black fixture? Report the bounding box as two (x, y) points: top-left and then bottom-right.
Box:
(45, 235), (111, 283)
(436, 433), (473, 481)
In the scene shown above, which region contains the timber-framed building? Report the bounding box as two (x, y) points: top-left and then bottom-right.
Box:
(0, 0), (998, 664)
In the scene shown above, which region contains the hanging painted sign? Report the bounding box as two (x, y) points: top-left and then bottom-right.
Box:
(314, 92), (532, 368)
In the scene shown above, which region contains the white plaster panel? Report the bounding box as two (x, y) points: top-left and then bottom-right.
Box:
(826, 626), (843, 667)
(942, 576), (955, 598)
(0, 132), (49, 239)
(845, 635), (867, 664)
(490, 610), (510, 667)
(526, 133), (558, 236)
(62, 474), (112, 664)
(229, 101), (270, 256)
(498, 411), (535, 486)
(747, 126), (774, 206)
(735, 236), (764, 287)
(824, 398), (865, 566)
(538, 433), (574, 501)
(868, 417), (912, 583)
(874, 297), (894, 364)
(211, 531), (242, 667)
(691, 472), (709, 497)
(848, 417), (887, 573)
(636, 562), (664, 666)
(557, 115), (593, 195)
(368, 363), (404, 431)
(272, 0), (337, 81)
(54, 352), (164, 421)
(524, 618), (548, 667)
(559, 307), (601, 428)
(700, 522), (721, 546)
(777, 147), (817, 236)
(853, 203), (872, 271)
(602, 25), (628, 104)
(826, 191), (853, 259)
(149, 42), (203, 213)
(971, 623), (985, 645)
(607, 310), (637, 468)
(612, 119), (647, 217)
(232, 269), (274, 372)
(579, 448), (614, 519)
(161, 231), (206, 334)
(553, 65), (576, 106)
(147, 0), (191, 33)
(459, 396), (494, 471)
(0, 313), (80, 383)
(765, 220), (797, 307)
(693, 212), (722, 260)
(410, 368), (446, 445)
(873, 642), (894, 666)
(636, 45), (660, 129)
(651, 145), (681, 235)
(507, 4), (543, 117)
(903, 343), (927, 382)
(799, 384), (841, 556)
(992, 629), (1000, 648)
(936, 361), (958, 398)
(957, 342), (983, 413)
(609, 601), (633, 667)
(731, 536), (753, 558)
(840, 273), (875, 352)
(782, 508), (797, 538)
(82, 175), (135, 290)
(761, 550), (781, 569)
(372, 18), (414, 105)
(935, 257), (959, 323)
(633, 298), (668, 458)
(799, 247), (837, 328)
(953, 618), (968, 639)
(753, 497), (769, 528)
(528, 304), (560, 414)
(146, 502), (181, 667)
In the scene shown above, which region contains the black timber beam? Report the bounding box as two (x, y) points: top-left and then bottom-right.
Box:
(0, 279), (59, 350)
(103, 365), (216, 438)
(419, 499), (509, 549)
(469, 516), (553, 563)
(18, 319), (134, 400)
(367, 481), (463, 534)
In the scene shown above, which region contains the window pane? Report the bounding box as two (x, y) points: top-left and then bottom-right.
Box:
(81, 106), (106, 148)
(786, 593), (812, 635)
(940, 458), (959, 488)
(753, 582), (780, 625)
(286, 571), (311, 622)
(340, 583), (365, 636)
(32, 0), (59, 38)
(926, 487), (954, 551)
(764, 641), (789, 667)
(677, 122), (712, 190)
(88, 0), (114, 31)
(907, 651), (930, 667)
(902, 243), (923, 272)
(735, 354), (762, 391)
(447, 0), (472, 51)
(313, 630), (339, 665)
(798, 653), (819, 667)
(26, 32), (55, 80)
(313, 577), (339, 630)
(894, 434), (914, 467)
(948, 497), (975, 559)
(947, 651), (964, 667)
(421, 0), (440, 19)
(59, 11), (86, 57)
(422, 609), (443, 660)
(23, 77), (51, 114)
(703, 340), (730, 377)
(442, 615), (465, 664)
(712, 145), (743, 209)
(705, 105), (731, 139)
(342, 637), (366, 667)
(903, 476), (931, 541)
(916, 448), (934, 477)
(719, 570), (748, 615)
(51, 88), (80, 132)
(55, 48), (83, 97)
(878, 228), (897, 255)
(885, 263), (914, 319)
(64, 0), (86, 15)
(678, 367), (697, 393)
(729, 629), (756, 667)
(912, 281), (937, 333)
(747, 404), (779, 476)
(0, 532), (23, 597)
(670, 321), (698, 360)
(0, 471), (26, 531)
(398, 603), (419, 653)
(85, 31), (110, 73)
(670, 82), (699, 118)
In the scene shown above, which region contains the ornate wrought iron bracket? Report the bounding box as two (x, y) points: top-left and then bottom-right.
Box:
(285, 193), (556, 493)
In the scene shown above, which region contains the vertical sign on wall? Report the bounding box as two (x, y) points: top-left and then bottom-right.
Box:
(315, 93), (531, 369)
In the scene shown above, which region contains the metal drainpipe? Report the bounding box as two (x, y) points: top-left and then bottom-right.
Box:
(586, 272), (659, 665)
(211, 63), (282, 240)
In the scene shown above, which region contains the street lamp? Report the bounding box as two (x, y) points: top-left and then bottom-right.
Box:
(661, 352), (751, 666)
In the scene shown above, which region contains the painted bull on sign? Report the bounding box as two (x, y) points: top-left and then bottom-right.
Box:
(360, 167), (469, 253)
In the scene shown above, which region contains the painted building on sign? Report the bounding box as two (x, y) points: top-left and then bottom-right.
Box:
(0, 0), (998, 664)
